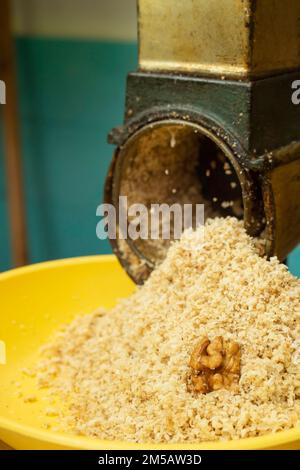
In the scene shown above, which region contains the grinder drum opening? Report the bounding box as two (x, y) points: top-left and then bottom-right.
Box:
(112, 121), (249, 268)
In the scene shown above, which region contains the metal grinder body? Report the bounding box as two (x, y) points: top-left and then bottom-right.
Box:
(105, 0), (300, 284)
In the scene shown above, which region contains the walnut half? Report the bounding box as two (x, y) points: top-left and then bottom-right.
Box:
(187, 336), (241, 394)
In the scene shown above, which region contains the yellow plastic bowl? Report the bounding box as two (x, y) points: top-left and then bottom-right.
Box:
(0, 255), (299, 450)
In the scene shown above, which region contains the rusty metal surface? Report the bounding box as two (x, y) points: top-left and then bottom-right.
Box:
(106, 115), (265, 284)
(138, 0), (300, 78)
(104, 150), (152, 284)
(263, 158), (300, 262)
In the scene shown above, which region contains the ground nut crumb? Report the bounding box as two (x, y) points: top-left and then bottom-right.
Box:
(35, 217), (300, 443)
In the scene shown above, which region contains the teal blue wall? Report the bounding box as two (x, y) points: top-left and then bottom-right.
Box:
(0, 37), (299, 277)
(0, 37), (137, 271)
(289, 245), (300, 277)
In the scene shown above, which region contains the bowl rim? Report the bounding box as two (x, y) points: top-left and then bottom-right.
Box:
(1, 414), (299, 450)
(0, 254), (116, 280)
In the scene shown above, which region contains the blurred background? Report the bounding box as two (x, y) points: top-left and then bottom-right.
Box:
(0, 0), (299, 276)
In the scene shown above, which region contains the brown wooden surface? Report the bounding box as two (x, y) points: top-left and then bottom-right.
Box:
(0, 0), (28, 267)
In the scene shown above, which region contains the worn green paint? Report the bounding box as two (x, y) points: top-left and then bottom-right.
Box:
(0, 37), (299, 277)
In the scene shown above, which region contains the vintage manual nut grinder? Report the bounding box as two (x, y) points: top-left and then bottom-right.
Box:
(105, 0), (300, 284)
